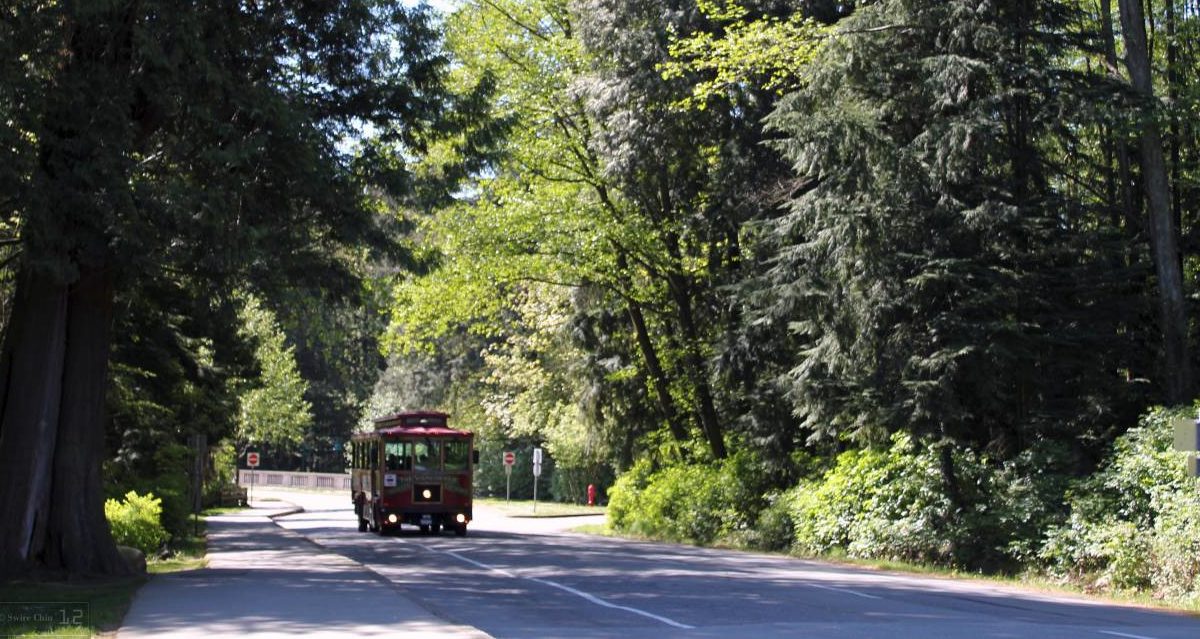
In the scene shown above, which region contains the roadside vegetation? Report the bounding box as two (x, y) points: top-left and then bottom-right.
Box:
(360, 0), (1200, 612)
(479, 497), (606, 518)
(3, 0), (1200, 621)
(608, 404), (1200, 607)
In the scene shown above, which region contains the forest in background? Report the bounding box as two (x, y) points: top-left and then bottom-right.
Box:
(377, 0), (1200, 602)
(1, 0), (1199, 601)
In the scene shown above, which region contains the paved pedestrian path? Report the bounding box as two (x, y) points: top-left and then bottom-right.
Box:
(117, 501), (491, 638)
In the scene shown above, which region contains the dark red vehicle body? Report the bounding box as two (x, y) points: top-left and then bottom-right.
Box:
(350, 411), (476, 535)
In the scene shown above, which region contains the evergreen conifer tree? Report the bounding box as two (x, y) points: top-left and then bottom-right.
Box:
(759, 0), (1131, 470)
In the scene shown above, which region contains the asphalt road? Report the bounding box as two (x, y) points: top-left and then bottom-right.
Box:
(263, 490), (1200, 639)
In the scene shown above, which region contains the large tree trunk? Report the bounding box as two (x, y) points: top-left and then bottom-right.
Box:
(1118, 0), (1192, 403)
(46, 265), (128, 575)
(0, 267), (70, 579)
(0, 263), (127, 580)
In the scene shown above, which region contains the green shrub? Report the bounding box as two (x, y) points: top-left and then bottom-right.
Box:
(149, 444), (191, 538)
(790, 447), (886, 555)
(474, 438), (539, 499)
(1149, 490), (1200, 600)
(989, 442), (1074, 565)
(1039, 404), (1200, 600)
(744, 491), (796, 552)
(204, 439), (242, 507)
(104, 441), (193, 542)
(788, 434), (1024, 570)
(105, 491), (169, 556)
(608, 453), (767, 545)
(606, 457), (654, 532)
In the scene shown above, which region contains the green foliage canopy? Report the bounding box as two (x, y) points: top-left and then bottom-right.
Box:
(235, 296), (314, 450)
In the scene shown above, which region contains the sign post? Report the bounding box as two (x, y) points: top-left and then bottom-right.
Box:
(190, 434), (206, 536)
(1173, 414), (1200, 477)
(246, 451), (260, 505)
(532, 448), (543, 513)
(503, 451), (515, 504)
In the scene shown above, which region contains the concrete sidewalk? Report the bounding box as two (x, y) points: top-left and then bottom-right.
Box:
(117, 501), (492, 638)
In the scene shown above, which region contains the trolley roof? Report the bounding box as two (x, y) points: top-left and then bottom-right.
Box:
(361, 410), (471, 439)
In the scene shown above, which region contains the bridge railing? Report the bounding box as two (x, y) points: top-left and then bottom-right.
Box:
(237, 469), (352, 492)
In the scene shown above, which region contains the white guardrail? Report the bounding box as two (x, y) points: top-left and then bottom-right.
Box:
(237, 469), (353, 492)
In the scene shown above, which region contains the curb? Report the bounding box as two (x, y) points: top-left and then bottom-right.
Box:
(266, 506), (304, 519)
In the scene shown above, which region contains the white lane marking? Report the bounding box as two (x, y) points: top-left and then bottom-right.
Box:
(529, 577), (695, 629)
(444, 549), (517, 578)
(1100, 632), (1161, 639)
(412, 540), (694, 629)
(808, 583), (882, 600)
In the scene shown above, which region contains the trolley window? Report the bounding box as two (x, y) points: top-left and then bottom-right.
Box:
(414, 439), (442, 471)
(385, 440), (413, 471)
(444, 440), (470, 471)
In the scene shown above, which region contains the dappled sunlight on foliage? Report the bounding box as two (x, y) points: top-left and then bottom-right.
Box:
(1040, 405), (1200, 600)
(105, 491), (169, 557)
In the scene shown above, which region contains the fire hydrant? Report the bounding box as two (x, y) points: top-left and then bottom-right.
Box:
(587, 484), (597, 506)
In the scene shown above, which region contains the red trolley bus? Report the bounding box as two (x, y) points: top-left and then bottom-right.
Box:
(350, 411), (478, 536)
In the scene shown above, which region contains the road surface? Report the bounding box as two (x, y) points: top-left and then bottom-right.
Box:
(263, 490), (1200, 639)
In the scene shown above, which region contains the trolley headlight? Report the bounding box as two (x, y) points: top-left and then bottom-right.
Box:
(387, 514), (398, 524)
(422, 489), (432, 499)
(455, 513), (467, 524)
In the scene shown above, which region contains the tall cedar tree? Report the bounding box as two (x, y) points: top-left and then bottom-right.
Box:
(1116, 0), (1192, 402)
(760, 0), (1133, 479)
(0, 1), (448, 578)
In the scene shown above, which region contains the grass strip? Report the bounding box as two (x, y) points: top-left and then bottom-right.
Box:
(0, 577), (144, 638)
(477, 497), (606, 518)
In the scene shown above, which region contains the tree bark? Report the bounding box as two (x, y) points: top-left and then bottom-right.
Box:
(0, 263), (128, 579)
(1100, 0), (1139, 233)
(613, 250), (690, 445)
(0, 267), (70, 579)
(662, 234), (726, 460)
(624, 295), (690, 445)
(45, 265), (128, 576)
(1118, 0), (1192, 403)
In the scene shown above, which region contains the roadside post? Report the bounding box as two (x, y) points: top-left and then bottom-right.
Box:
(1173, 413), (1200, 477)
(503, 451), (515, 504)
(532, 447), (543, 513)
(190, 433), (206, 535)
(246, 450), (260, 504)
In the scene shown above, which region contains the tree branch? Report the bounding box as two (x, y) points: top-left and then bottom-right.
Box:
(481, 0), (553, 43)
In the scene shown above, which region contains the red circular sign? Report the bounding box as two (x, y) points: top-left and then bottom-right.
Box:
(247, 452), (260, 468)
(503, 451), (515, 466)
